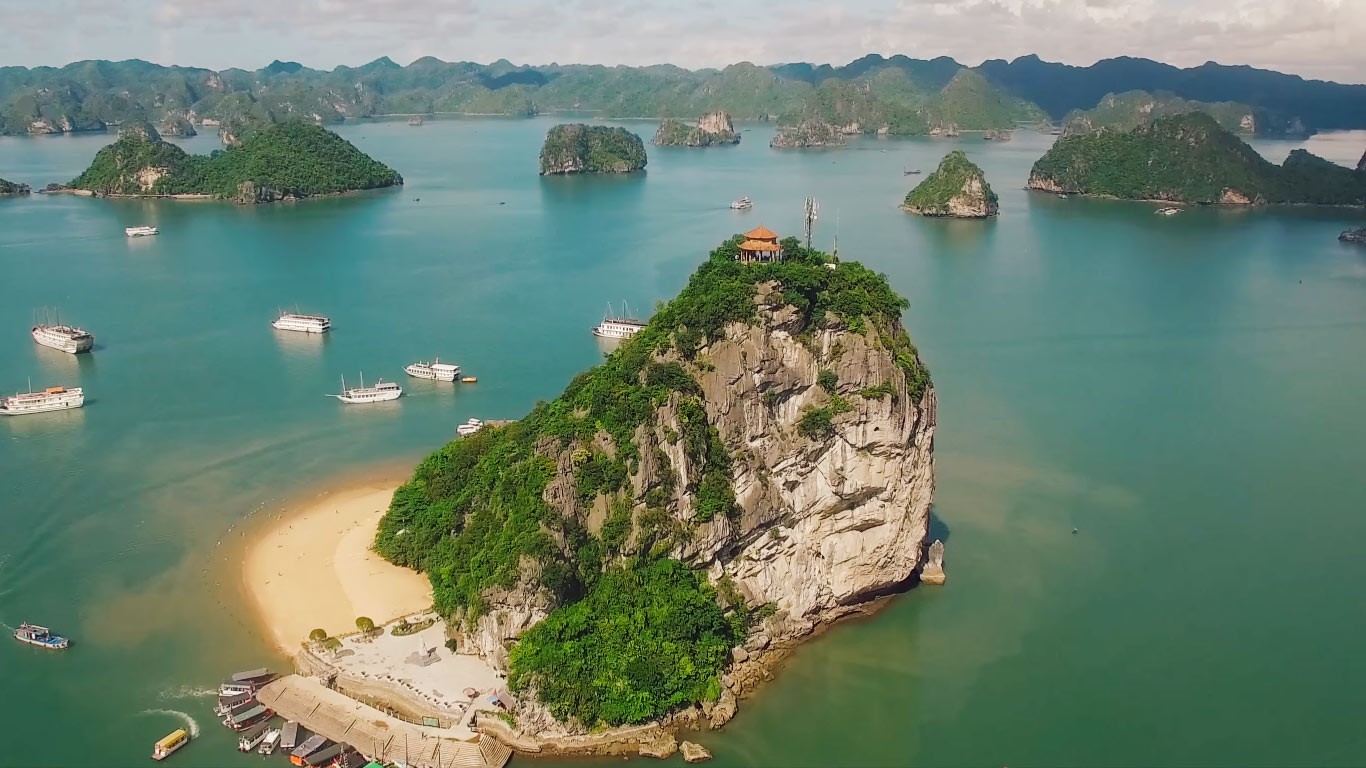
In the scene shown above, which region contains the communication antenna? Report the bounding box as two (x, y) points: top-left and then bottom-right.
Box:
(803, 197), (819, 249)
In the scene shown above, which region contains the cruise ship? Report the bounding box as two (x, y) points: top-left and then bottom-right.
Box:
(457, 418), (484, 436)
(730, 196), (752, 210)
(32, 322), (95, 354)
(592, 303), (648, 340)
(405, 359), (461, 382)
(0, 385), (84, 416)
(271, 311), (331, 334)
(330, 374), (402, 404)
(125, 225), (159, 237)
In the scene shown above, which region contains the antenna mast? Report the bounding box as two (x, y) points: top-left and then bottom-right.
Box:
(803, 197), (819, 249)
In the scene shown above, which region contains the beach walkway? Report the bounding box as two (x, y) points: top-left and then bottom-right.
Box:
(258, 675), (512, 768)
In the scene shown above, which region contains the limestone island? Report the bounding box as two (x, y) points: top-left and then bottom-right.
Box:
(281, 234), (934, 759)
(902, 150), (999, 218)
(0, 177), (30, 196)
(652, 111), (741, 147)
(770, 119), (847, 149)
(1028, 112), (1366, 206)
(539, 124), (647, 174)
(67, 121), (402, 203)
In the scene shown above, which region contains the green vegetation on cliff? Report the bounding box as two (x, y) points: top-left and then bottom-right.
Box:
(70, 122), (402, 200)
(374, 237), (929, 727)
(1062, 90), (1308, 138)
(0, 177), (31, 195)
(539, 124), (647, 174)
(903, 150), (998, 217)
(1029, 112), (1366, 205)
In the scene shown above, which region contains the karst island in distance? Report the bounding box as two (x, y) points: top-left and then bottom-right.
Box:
(2, 39), (1366, 768)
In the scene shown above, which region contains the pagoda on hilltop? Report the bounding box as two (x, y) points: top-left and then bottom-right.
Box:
(737, 226), (783, 264)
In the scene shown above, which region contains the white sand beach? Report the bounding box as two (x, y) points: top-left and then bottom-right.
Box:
(242, 479), (433, 653)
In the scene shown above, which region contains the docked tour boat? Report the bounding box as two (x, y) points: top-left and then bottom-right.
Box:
(404, 359), (461, 382)
(125, 225), (159, 238)
(456, 418), (484, 437)
(271, 311), (331, 334)
(592, 303), (648, 340)
(238, 722), (271, 751)
(259, 727), (282, 755)
(0, 385), (84, 416)
(32, 321), (94, 354)
(730, 196), (752, 210)
(280, 721), (301, 751)
(152, 729), (189, 760)
(13, 622), (69, 650)
(330, 374), (402, 404)
(225, 703), (272, 731)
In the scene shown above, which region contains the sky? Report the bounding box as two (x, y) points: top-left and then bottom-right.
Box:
(6, 0), (1366, 83)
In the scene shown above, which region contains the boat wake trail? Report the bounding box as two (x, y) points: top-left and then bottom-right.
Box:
(143, 709), (200, 738)
(158, 685), (216, 700)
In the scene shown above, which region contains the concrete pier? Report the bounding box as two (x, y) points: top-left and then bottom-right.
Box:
(257, 675), (512, 768)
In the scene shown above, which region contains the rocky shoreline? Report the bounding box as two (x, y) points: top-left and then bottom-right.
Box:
(1341, 227), (1366, 245)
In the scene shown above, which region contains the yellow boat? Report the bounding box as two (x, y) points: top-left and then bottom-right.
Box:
(461, 376), (477, 383)
(152, 729), (189, 761)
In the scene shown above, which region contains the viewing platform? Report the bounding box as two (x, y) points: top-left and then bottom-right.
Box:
(257, 675), (512, 768)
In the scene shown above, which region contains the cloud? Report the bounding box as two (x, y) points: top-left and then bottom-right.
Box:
(0, 0), (1362, 83)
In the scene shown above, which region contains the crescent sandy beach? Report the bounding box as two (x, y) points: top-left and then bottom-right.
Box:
(242, 478), (433, 652)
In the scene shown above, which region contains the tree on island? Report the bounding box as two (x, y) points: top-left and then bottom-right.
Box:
(308, 628), (328, 643)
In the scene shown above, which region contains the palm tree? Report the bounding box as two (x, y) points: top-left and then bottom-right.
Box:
(309, 628), (328, 643)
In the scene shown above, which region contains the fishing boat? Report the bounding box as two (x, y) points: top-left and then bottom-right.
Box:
(730, 196), (752, 210)
(259, 727), (282, 755)
(456, 418), (484, 437)
(1057, 194), (1070, 200)
(404, 359), (461, 382)
(330, 374), (402, 404)
(32, 313), (95, 354)
(238, 722), (271, 751)
(592, 302), (647, 340)
(125, 225), (159, 238)
(13, 623), (69, 650)
(151, 729), (189, 761)
(272, 311), (331, 334)
(461, 376), (477, 383)
(0, 384), (84, 416)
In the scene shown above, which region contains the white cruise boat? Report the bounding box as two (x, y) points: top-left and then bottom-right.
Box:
(1156, 206), (1182, 216)
(271, 311), (331, 334)
(405, 359), (461, 382)
(125, 225), (159, 237)
(592, 302), (648, 340)
(456, 418), (484, 437)
(32, 322), (94, 354)
(1, 384), (84, 416)
(730, 196), (752, 210)
(330, 373), (402, 404)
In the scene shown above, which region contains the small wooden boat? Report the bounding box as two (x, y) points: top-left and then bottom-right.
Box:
(461, 376), (477, 383)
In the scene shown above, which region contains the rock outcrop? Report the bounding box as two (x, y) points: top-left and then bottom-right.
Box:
(0, 177), (30, 195)
(158, 115), (198, 137)
(1358, 149), (1365, 174)
(903, 150), (999, 218)
(1341, 228), (1366, 245)
(680, 741), (712, 762)
(920, 539), (946, 585)
(653, 111), (741, 147)
(638, 732), (678, 759)
(770, 120), (846, 148)
(539, 124), (647, 174)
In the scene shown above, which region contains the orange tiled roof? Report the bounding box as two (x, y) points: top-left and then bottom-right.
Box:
(744, 226), (779, 241)
(739, 239), (782, 252)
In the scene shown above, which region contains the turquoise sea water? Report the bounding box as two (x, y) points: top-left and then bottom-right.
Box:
(2, 120), (1365, 767)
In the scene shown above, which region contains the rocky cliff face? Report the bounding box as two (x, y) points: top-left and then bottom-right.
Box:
(653, 111), (740, 147)
(451, 281), (935, 666)
(770, 120), (846, 148)
(903, 150), (999, 218)
(0, 177), (30, 195)
(1358, 149), (1365, 173)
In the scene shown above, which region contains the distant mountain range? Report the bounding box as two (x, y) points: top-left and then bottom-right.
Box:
(1, 54), (1363, 139)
